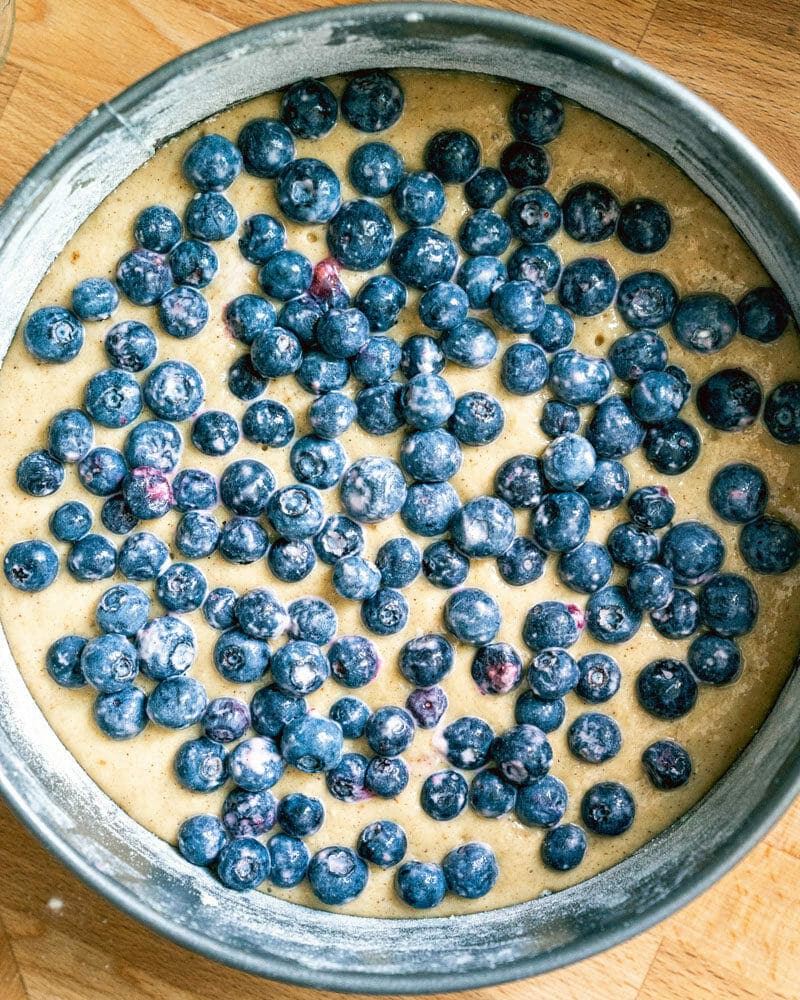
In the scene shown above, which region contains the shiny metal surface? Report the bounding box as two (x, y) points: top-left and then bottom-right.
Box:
(0, 4), (798, 992)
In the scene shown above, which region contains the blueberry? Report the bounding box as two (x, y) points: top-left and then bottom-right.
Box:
(333, 555), (381, 601)
(562, 182), (620, 242)
(96, 583), (150, 636)
(581, 781), (635, 835)
(290, 435), (346, 489)
(527, 648), (580, 699)
(361, 588), (409, 636)
(444, 588), (500, 645)
(585, 586), (642, 644)
(515, 775), (568, 828)
(46, 635), (87, 689)
(267, 834), (310, 887)
(172, 469), (218, 512)
(352, 336), (402, 386)
(465, 166), (508, 208)
(156, 563), (206, 614)
(339, 456), (407, 523)
(275, 295), (321, 349)
(494, 454), (544, 509)
(459, 208), (511, 256)
(356, 383), (404, 437)
(309, 393), (357, 440)
(709, 464), (767, 524)
(631, 370), (685, 426)
(50, 501), (92, 543)
(490, 724), (552, 785)
(696, 368), (762, 431)
(235, 588), (288, 640)
(626, 561), (674, 611)
(607, 522), (658, 569)
(608, 330), (668, 383)
(399, 633), (454, 687)
(191, 410), (240, 457)
(506, 186), (562, 243)
(84, 369), (142, 428)
(325, 753), (370, 802)
(576, 652), (621, 703)
(134, 205), (182, 253)
(420, 770), (468, 820)
(227, 356), (267, 401)
(281, 715), (343, 773)
(688, 633), (742, 685)
(365, 755), (409, 797)
(392, 170), (445, 226)
(406, 685), (448, 728)
(660, 520), (724, 584)
(217, 838), (271, 892)
(390, 227), (458, 289)
(201, 696), (250, 744)
(740, 515), (800, 574)
(3, 539), (58, 592)
(237, 117), (294, 178)
(510, 86), (564, 143)
(313, 514), (364, 565)
(183, 133), (241, 191)
(250, 326), (302, 378)
(241, 399), (295, 448)
(418, 284), (468, 335)
(507, 244), (562, 293)
(220, 459), (275, 517)
(93, 686), (148, 740)
(650, 588), (700, 640)
(672, 292), (738, 353)
(531, 491), (591, 552)
(441, 716), (494, 769)
(627, 485), (675, 530)
(515, 691), (567, 731)
(642, 739), (693, 790)
(143, 360), (205, 422)
(442, 843), (498, 900)
(48, 408), (93, 463)
(401, 481), (460, 536)
(617, 270), (678, 329)
(468, 770), (517, 818)
(66, 534), (117, 582)
(278, 793), (325, 838)
(450, 496), (515, 558)
(558, 541), (612, 594)
(308, 845), (369, 905)
(72, 277), (119, 322)
(558, 257), (617, 316)
(699, 573), (758, 637)
(568, 712), (622, 764)
(169, 239), (218, 288)
(456, 255), (508, 309)
(259, 249), (313, 300)
(81, 633), (138, 693)
(637, 658), (698, 720)
(202, 587), (237, 632)
(644, 418), (701, 474)
(541, 824), (587, 871)
(177, 814), (227, 867)
(100, 497), (138, 536)
(497, 537), (546, 587)
(422, 540), (470, 588)
(275, 157), (341, 225)
(327, 200), (394, 271)
(251, 684), (306, 738)
(185, 191), (237, 242)
(329, 697), (370, 739)
(467, 643), (522, 696)
(617, 196), (671, 252)
(124, 421), (182, 473)
(666, 363), (692, 405)
(500, 140), (551, 188)
(280, 78), (337, 139)
(542, 433), (597, 491)
(289, 597), (338, 645)
(450, 390), (504, 445)
(366, 539), (415, 592)
(531, 303), (575, 352)
(354, 822), (407, 871)
(118, 531), (168, 580)
(492, 280), (545, 335)
(549, 349), (612, 406)
(395, 861), (446, 909)
(16, 450), (64, 496)
(175, 505), (224, 555)
(115, 250), (172, 306)
(238, 213), (287, 264)
(764, 380), (800, 444)
(441, 319), (498, 370)
(348, 140), (404, 196)
(738, 286), (791, 343)
(267, 538), (316, 582)
(355, 275), (407, 333)
(122, 467), (174, 520)
(74, 446), (125, 497)
(341, 70), (404, 131)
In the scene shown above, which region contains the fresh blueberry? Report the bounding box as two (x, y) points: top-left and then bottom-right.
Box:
(356, 821), (407, 869)
(122, 467), (174, 520)
(616, 270), (678, 329)
(567, 712), (622, 764)
(441, 319), (498, 370)
(660, 520), (724, 584)
(325, 752), (370, 802)
(280, 78), (337, 138)
(267, 834), (309, 888)
(134, 205), (182, 253)
(497, 536), (546, 586)
(290, 435), (346, 490)
(395, 861), (446, 909)
(374, 537), (420, 590)
(172, 468), (218, 512)
(392, 170), (445, 226)
(281, 715), (343, 773)
(500, 140), (550, 188)
(339, 456), (407, 523)
(531, 303), (575, 352)
(450, 390), (504, 444)
(191, 410), (240, 457)
(174, 512), (219, 559)
(49, 501), (91, 543)
(259, 249), (313, 300)
(84, 369), (142, 428)
(696, 368), (762, 431)
(527, 648), (580, 699)
(237, 117), (294, 178)
(333, 556), (381, 601)
(510, 85), (564, 143)
(442, 843), (498, 899)
(361, 588), (409, 636)
(156, 563), (206, 613)
(637, 658), (698, 719)
(558, 257), (617, 316)
(177, 814), (227, 867)
(169, 239), (218, 288)
(607, 522), (659, 568)
(241, 399), (295, 447)
(224, 296), (277, 350)
(709, 464), (767, 524)
(202, 696), (250, 744)
(644, 418), (701, 474)
(531, 491), (591, 552)
(329, 697), (370, 739)
(650, 588), (700, 640)
(587, 396), (649, 461)
(401, 427), (463, 483)
(642, 739), (693, 790)
(418, 283), (468, 335)
(617, 198), (671, 253)
(666, 363), (692, 405)
(352, 336), (402, 386)
(124, 421), (182, 474)
(74, 448), (125, 498)
(308, 846), (368, 905)
(541, 824), (587, 871)
(278, 793), (325, 837)
(229, 526), (277, 571)
(422, 540), (470, 588)
(342, 70), (404, 131)
(515, 774), (568, 827)
(348, 140), (404, 196)
(627, 485), (675, 530)
(506, 187), (562, 244)
(576, 652), (621, 703)
(203, 587), (238, 630)
(355, 275), (407, 333)
(217, 838), (271, 892)
(492, 281), (546, 336)
(93, 686), (148, 739)
(115, 250), (172, 306)
(238, 213), (287, 265)
(465, 166), (508, 208)
(688, 633), (742, 685)
(585, 585), (642, 644)
(627, 562), (674, 611)
(309, 392), (357, 440)
(16, 450), (64, 497)
(764, 380), (800, 444)
(401, 481), (461, 536)
(275, 157), (341, 224)
(420, 770), (468, 820)
(118, 531), (168, 580)
(494, 454), (543, 509)
(267, 538), (316, 583)
(250, 326), (302, 378)
(469, 770), (517, 818)
(48, 408), (93, 463)
(450, 496), (515, 558)
(327, 200), (394, 271)
(672, 293), (738, 353)
(81, 633), (138, 693)
(96, 583), (150, 636)
(235, 588), (288, 640)
(100, 497), (138, 536)
(456, 255), (507, 309)
(4, 540), (59, 592)
(227, 355), (267, 401)
(444, 588), (500, 645)
(399, 633), (454, 687)
(548, 348), (612, 405)
(406, 685), (448, 728)
(441, 716), (494, 769)
(288, 596), (337, 645)
(182, 133), (241, 191)
(66, 534), (117, 582)
(356, 383), (404, 437)
(558, 541), (612, 594)
(72, 277), (119, 322)
(581, 781), (635, 836)
(699, 573), (758, 637)
(220, 459), (275, 517)
(365, 755), (409, 797)
(738, 286), (791, 343)
(424, 129), (479, 183)
(740, 515), (800, 574)
(631, 370), (686, 426)
(608, 329), (668, 383)
(459, 208), (511, 256)
(562, 182), (619, 242)
(185, 191), (237, 242)
(251, 684), (306, 739)
(143, 360), (205, 422)
(490, 724), (553, 785)
(390, 227), (458, 289)
(542, 433), (596, 490)
(313, 514), (364, 565)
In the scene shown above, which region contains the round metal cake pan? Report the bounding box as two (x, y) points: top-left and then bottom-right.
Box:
(0, 3), (798, 993)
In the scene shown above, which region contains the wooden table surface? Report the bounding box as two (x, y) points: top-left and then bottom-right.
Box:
(1, 0), (799, 997)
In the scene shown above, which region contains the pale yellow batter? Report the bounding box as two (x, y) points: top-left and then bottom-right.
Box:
(0, 71), (798, 918)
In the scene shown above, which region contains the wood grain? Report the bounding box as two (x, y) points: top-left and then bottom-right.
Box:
(1, 1), (800, 998)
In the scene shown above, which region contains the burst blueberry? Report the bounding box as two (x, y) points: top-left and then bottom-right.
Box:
(406, 685), (448, 729)
(122, 467), (174, 520)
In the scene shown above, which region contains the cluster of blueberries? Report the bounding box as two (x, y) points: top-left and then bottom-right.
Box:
(4, 70), (800, 907)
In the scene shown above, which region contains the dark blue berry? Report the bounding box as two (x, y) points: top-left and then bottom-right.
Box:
(696, 368), (762, 431)
(392, 170), (445, 226)
(450, 496), (515, 557)
(456, 255), (507, 309)
(395, 862), (446, 909)
(237, 117), (294, 178)
(227, 355), (267, 401)
(375, 537), (420, 588)
(134, 205), (181, 253)
(267, 538), (315, 582)
(406, 685), (448, 728)
(465, 166), (508, 208)
(442, 843), (498, 899)
(688, 633), (742, 685)
(351, 335), (402, 385)
(267, 834), (309, 888)
(329, 697), (370, 739)
(115, 251), (172, 306)
(67, 534), (117, 582)
(500, 140), (550, 188)
(217, 838), (270, 892)
(364, 756), (409, 797)
(355, 275), (407, 333)
(563, 182), (619, 242)
(288, 597), (337, 645)
(422, 539), (470, 588)
(361, 588), (409, 636)
(450, 390), (504, 444)
(531, 303), (575, 352)
(203, 587), (238, 630)
(618, 198), (671, 253)
(608, 330), (668, 383)
(527, 648), (580, 699)
(515, 775), (568, 826)
(738, 286), (790, 343)
(627, 561), (674, 611)
(326, 752), (370, 802)
(220, 459), (275, 517)
(238, 213), (286, 264)
(241, 399), (295, 447)
(177, 815), (227, 867)
(100, 497), (138, 536)
(72, 277), (119, 322)
(490, 724), (552, 785)
(81, 633), (138, 692)
(568, 712), (622, 763)
(642, 739), (692, 790)
(313, 514), (364, 565)
(469, 770), (517, 818)
(357, 820), (407, 868)
(342, 71), (404, 131)
(444, 588), (500, 645)
(510, 86), (564, 143)
(628, 485), (675, 529)
(650, 588), (700, 639)
(309, 392), (357, 439)
(660, 520), (724, 584)
(617, 270), (677, 329)
(764, 381), (800, 444)
(4, 540), (59, 592)
(497, 536), (546, 586)
(169, 240), (218, 288)
(531, 491), (591, 552)
(348, 141), (404, 196)
(48, 408), (93, 463)
(637, 658), (698, 719)
(507, 242), (561, 292)
(84, 369), (142, 428)
(558, 541), (612, 594)
(118, 531), (168, 580)
(585, 585), (642, 644)
(401, 481), (460, 536)
(494, 454), (543, 509)
(644, 418), (701, 474)
(96, 583), (150, 635)
(672, 293), (738, 353)
(281, 715), (343, 774)
(280, 78), (337, 139)
(459, 208), (511, 256)
(558, 257), (617, 316)
(390, 227), (458, 289)
(339, 456), (407, 523)
(418, 282), (468, 333)
(576, 652), (621, 703)
(581, 782), (635, 836)
(541, 824), (586, 871)
(143, 360), (205, 422)
(122, 467), (173, 520)
(333, 555), (381, 600)
(183, 133), (241, 191)
(356, 383), (404, 437)
(307, 846), (368, 905)
(608, 522), (659, 568)
(740, 515), (800, 574)
(172, 468), (217, 512)
(156, 562), (206, 613)
(235, 588), (288, 640)
(185, 191), (237, 242)
(277, 792), (324, 838)
(441, 716), (494, 770)
(549, 348), (612, 405)
(506, 186), (561, 243)
(259, 249), (313, 299)
(290, 434), (347, 489)
(275, 158), (340, 224)
(399, 633), (454, 687)
(492, 279), (545, 334)
(93, 686), (148, 739)
(50, 501), (92, 542)
(202, 696), (250, 743)
(709, 463), (767, 524)
(699, 573), (758, 637)
(327, 200), (394, 270)
(16, 450), (64, 496)
(420, 770), (468, 820)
